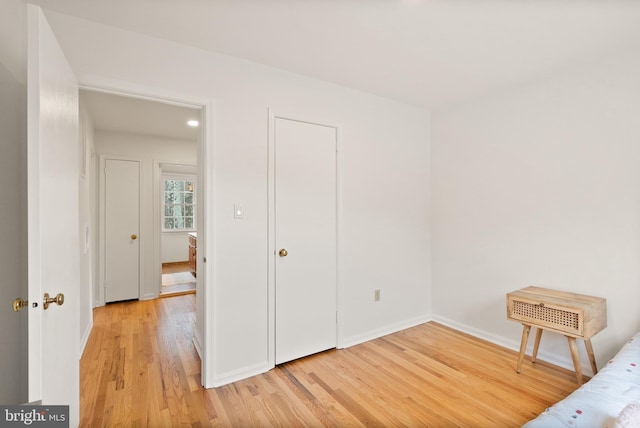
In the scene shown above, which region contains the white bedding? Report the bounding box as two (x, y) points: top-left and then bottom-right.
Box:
(523, 332), (640, 428)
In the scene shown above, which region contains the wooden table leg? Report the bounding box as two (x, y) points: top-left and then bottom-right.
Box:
(516, 325), (531, 373)
(531, 328), (543, 363)
(584, 339), (598, 375)
(567, 336), (584, 385)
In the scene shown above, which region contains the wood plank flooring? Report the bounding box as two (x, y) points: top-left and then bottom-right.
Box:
(161, 262), (196, 296)
(80, 295), (581, 427)
(162, 261), (192, 275)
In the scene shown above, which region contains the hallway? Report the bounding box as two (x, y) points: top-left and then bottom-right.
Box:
(80, 295), (202, 425)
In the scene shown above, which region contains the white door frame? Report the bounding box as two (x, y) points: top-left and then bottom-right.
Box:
(98, 155), (142, 304)
(267, 110), (344, 368)
(80, 76), (215, 388)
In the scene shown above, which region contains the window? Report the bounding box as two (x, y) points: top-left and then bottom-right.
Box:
(163, 177), (196, 230)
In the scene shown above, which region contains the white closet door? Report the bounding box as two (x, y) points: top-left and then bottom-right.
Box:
(275, 118), (337, 364)
(105, 159), (140, 303)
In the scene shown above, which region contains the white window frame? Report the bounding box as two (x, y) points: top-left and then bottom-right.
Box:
(162, 173), (197, 232)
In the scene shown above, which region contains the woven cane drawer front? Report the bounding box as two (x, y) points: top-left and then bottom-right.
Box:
(510, 299), (581, 335)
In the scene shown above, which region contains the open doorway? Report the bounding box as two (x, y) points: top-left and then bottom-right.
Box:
(80, 89), (202, 304)
(78, 81), (214, 389)
(161, 261), (196, 294)
(159, 162), (198, 297)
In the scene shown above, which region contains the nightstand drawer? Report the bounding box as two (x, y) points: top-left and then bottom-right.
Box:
(508, 296), (582, 336)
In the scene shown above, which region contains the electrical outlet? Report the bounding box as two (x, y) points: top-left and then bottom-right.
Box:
(374, 289), (380, 302)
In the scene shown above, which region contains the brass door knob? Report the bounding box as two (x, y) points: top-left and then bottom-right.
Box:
(131, 234), (137, 240)
(43, 293), (64, 310)
(13, 298), (28, 312)
(278, 249), (288, 257)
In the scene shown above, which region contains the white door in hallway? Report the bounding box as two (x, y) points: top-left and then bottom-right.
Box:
(274, 118), (337, 365)
(104, 159), (141, 302)
(27, 5), (80, 423)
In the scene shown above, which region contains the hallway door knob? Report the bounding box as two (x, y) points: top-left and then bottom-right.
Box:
(43, 293), (64, 310)
(12, 298), (28, 312)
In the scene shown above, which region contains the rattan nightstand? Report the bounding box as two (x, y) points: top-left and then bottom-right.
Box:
(507, 286), (606, 384)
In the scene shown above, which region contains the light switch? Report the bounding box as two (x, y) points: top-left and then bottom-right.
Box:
(234, 203), (243, 219)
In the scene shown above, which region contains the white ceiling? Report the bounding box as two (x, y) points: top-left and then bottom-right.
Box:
(32, 0), (640, 110)
(80, 90), (200, 140)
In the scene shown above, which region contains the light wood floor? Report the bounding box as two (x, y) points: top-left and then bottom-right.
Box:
(161, 261), (195, 296)
(80, 295), (581, 427)
(162, 261), (192, 275)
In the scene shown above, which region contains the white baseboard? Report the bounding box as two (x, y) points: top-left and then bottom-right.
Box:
(431, 315), (595, 376)
(207, 315), (431, 388)
(204, 313), (592, 389)
(212, 362), (271, 388)
(341, 314), (432, 349)
(141, 292), (157, 301)
(79, 319), (94, 359)
(193, 329), (204, 360)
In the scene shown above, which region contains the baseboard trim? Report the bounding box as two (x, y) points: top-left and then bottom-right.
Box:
(341, 314), (432, 349)
(212, 362), (271, 388)
(431, 315), (594, 376)
(205, 314), (591, 389)
(141, 292), (157, 301)
(79, 318), (94, 359)
(193, 328), (204, 360)
(208, 315), (432, 387)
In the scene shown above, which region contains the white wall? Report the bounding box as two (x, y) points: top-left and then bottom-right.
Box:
(94, 130), (197, 301)
(161, 232), (190, 263)
(432, 49), (640, 371)
(45, 11), (431, 385)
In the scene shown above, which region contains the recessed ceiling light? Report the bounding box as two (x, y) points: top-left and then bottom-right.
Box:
(187, 119), (199, 127)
